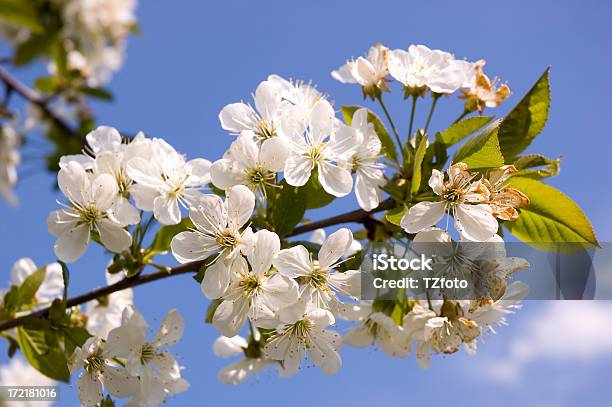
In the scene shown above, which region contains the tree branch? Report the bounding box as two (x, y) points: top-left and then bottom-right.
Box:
(0, 198), (397, 333)
(0, 65), (81, 142)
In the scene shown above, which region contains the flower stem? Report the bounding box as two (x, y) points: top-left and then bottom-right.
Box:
(408, 94), (418, 138)
(424, 93), (441, 134)
(376, 95), (403, 161)
(452, 108), (471, 124)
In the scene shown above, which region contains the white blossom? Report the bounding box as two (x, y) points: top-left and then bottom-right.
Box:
(282, 99), (358, 197)
(309, 228), (362, 257)
(127, 138), (211, 225)
(273, 228), (360, 313)
(388, 44), (468, 94)
(68, 336), (137, 406)
(213, 335), (274, 385)
(47, 161), (133, 262)
(332, 43), (389, 98)
(210, 131), (289, 198)
(170, 185), (255, 299)
(212, 229), (299, 336)
(104, 306), (189, 406)
(264, 307), (341, 377)
(341, 108), (385, 210)
(400, 163), (498, 241)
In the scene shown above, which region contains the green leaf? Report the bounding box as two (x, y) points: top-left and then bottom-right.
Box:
(79, 86), (114, 101)
(61, 326), (90, 357)
(0, 0), (44, 33)
(302, 171), (335, 209)
(453, 120), (504, 169)
(16, 326), (70, 382)
(14, 33), (53, 66)
(99, 395), (116, 407)
(411, 135), (428, 195)
(513, 154), (560, 179)
(505, 177), (598, 246)
(385, 205), (407, 226)
(34, 76), (57, 94)
(435, 116), (493, 146)
(268, 180), (307, 237)
(205, 299), (223, 323)
(341, 105), (398, 162)
(498, 68), (551, 160)
(16, 266), (47, 308)
(148, 217), (194, 254)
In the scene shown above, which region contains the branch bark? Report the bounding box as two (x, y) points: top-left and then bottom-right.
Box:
(0, 65), (81, 141)
(0, 198), (396, 333)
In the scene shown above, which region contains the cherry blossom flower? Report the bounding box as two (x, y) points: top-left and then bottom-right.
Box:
(210, 131), (289, 198)
(460, 60), (511, 112)
(104, 306), (189, 406)
(282, 99), (358, 197)
(341, 302), (411, 357)
(47, 161), (132, 262)
(273, 228), (360, 313)
(400, 163), (498, 241)
(213, 335), (274, 385)
(86, 271), (134, 338)
(264, 307), (341, 377)
(309, 228), (362, 257)
(68, 336), (137, 406)
(170, 185), (255, 299)
(388, 44), (468, 95)
(0, 123), (20, 205)
(212, 229), (299, 336)
(219, 78), (288, 142)
(127, 138), (211, 225)
(482, 165), (529, 221)
(341, 108), (385, 210)
(332, 43), (390, 99)
(267, 74), (324, 123)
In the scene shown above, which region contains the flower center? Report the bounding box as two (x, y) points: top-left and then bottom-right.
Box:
(239, 274), (260, 297)
(297, 266), (329, 290)
(308, 144), (325, 164)
(256, 120), (276, 141)
(78, 204), (103, 226)
(216, 231), (237, 249)
(287, 319), (314, 341)
(85, 354), (105, 374)
(140, 343), (156, 364)
(443, 188), (464, 205)
(246, 166), (275, 188)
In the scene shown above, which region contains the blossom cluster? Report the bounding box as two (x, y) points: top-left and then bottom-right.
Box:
(68, 305), (188, 406)
(333, 43), (510, 111)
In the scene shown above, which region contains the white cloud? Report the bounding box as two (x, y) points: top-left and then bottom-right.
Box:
(482, 301), (612, 382)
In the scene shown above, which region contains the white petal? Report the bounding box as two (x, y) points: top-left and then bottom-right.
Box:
(201, 259), (231, 299)
(129, 184), (158, 212)
(318, 228), (353, 270)
(309, 100), (336, 142)
(103, 366), (138, 399)
(86, 126), (122, 154)
(210, 159), (244, 189)
(273, 246), (312, 278)
(318, 160), (353, 197)
(247, 229), (280, 276)
(153, 195), (181, 225)
(254, 80), (281, 121)
(90, 174), (117, 212)
(212, 299), (248, 337)
(185, 158), (211, 186)
(36, 263), (64, 303)
(78, 372), (103, 407)
(219, 103), (259, 133)
(355, 172), (381, 211)
(189, 195), (227, 233)
(54, 223), (90, 263)
(225, 185), (255, 228)
(111, 196), (140, 226)
(10, 257), (36, 286)
(47, 209), (78, 237)
(97, 219), (132, 254)
(153, 309), (184, 347)
(350, 56), (376, 86)
(228, 134), (258, 169)
(284, 155), (313, 187)
(258, 137), (290, 172)
(400, 201), (446, 234)
(58, 161), (89, 205)
(454, 204), (498, 242)
(329, 269), (361, 297)
(343, 326), (374, 348)
(126, 157), (163, 189)
(331, 62), (357, 84)
(428, 170), (445, 196)
(171, 231), (216, 263)
(213, 335), (247, 358)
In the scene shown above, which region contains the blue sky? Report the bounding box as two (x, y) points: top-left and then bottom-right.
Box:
(2, 1), (612, 406)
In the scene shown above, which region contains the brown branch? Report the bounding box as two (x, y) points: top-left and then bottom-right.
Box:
(0, 65), (81, 142)
(0, 198), (398, 333)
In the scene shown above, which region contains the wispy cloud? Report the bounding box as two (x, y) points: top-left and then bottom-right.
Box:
(482, 301), (612, 382)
